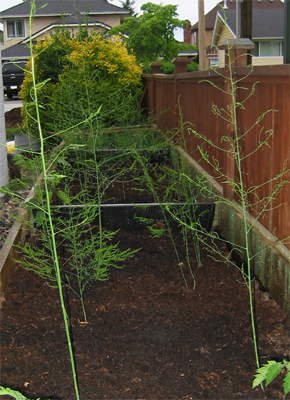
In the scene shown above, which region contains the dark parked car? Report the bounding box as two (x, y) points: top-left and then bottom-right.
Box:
(2, 61), (27, 99)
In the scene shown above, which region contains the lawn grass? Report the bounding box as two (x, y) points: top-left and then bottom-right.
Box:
(6, 127), (21, 141)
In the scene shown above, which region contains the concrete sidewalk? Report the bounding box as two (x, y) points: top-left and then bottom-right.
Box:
(4, 98), (22, 113)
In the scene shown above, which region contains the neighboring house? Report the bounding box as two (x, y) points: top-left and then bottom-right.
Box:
(212, 8), (284, 66)
(190, 0), (284, 68)
(0, 0), (128, 62)
(0, 29), (3, 53)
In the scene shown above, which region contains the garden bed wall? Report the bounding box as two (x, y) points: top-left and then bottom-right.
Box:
(0, 169), (45, 295)
(0, 207), (30, 293)
(174, 145), (290, 315)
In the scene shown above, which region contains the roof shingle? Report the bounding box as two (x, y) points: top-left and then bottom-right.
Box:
(0, 0), (127, 18)
(191, 0), (284, 31)
(217, 9), (284, 38)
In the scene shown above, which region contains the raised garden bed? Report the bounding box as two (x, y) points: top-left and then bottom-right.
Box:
(53, 202), (215, 232)
(1, 133), (289, 400)
(1, 228), (289, 399)
(49, 145), (215, 231)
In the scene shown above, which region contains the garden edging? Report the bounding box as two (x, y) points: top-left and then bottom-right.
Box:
(175, 145), (290, 315)
(0, 207), (29, 294)
(0, 173), (43, 295)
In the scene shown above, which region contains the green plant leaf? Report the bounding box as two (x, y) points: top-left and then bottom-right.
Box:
(34, 210), (47, 227)
(57, 189), (71, 205)
(284, 371), (290, 395)
(265, 362), (284, 386)
(0, 386), (35, 399)
(252, 360), (278, 388)
(148, 224), (165, 238)
(57, 157), (70, 166)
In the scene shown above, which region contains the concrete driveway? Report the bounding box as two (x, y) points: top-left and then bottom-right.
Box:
(4, 97), (22, 113)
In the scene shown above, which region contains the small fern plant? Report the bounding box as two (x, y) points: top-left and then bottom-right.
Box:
(0, 386), (49, 400)
(252, 360), (290, 396)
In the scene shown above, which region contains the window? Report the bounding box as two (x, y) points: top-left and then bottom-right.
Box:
(6, 19), (25, 38)
(260, 41), (280, 57)
(252, 42), (259, 57)
(2, 62), (27, 74)
(193, 31), (197, 46)
(253, 41), (283, 57)
(209, 58), (218, 67)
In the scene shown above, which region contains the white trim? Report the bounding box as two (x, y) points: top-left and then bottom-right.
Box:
(253, 37), (283, 40)
(22, 21), (111, 42)
(211, 11), (236, 47)
(211, 13), (220, 45)
(253, 56), (282, 58)
(1, 56), (29, 62)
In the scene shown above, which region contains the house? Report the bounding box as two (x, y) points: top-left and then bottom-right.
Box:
(0, 0), (128, 62)
(190, 0), (284, 68)
(0, 29), (3, 53)
(212, 7), (284, 66)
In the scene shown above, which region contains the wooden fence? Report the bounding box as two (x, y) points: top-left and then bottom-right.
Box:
(142, 61), (290, 251)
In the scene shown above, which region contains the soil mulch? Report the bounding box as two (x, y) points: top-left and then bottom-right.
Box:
(1, 228), (289, 400)
(5, 107), (22, 129)
(1, 111), (289, 399)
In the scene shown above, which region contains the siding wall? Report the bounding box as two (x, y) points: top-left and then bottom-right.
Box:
(1, 13), (121, 48)
(216, 25), (235, 46)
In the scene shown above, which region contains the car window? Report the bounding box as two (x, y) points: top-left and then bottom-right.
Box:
(2, 63), (26, 74)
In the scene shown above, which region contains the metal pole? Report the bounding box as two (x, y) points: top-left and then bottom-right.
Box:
(236, 0), (242, 38)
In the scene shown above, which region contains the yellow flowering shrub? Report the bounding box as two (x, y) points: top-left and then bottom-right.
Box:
(20, 29), (143, 142)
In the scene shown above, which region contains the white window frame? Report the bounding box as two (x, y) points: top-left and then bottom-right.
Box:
(193, 31), (197, 46)
(6, 19), (25, 39)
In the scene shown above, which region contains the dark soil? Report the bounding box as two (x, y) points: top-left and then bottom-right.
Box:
(5, 107), (22, 129)
(1, 121), (289, 399)
(1, 228), (289, 400)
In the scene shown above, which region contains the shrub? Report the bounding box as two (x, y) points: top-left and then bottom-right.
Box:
(187, 60), (199, 72)
(143, 59), (199, 75)
(160, 61), (175, 74)
(20, 29), (143, 143)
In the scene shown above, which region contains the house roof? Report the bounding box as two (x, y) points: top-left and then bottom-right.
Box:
(0, 0), (127, 18)
(251, 9), (284, 38)
(1, 42), (30, 60)
(191, 2), (230, 32)
(56, 12), (97, 25)
(191, 0), (284, 32)
(20, 12), (111, 42)
(212, 8), (284, 43)
(0, 11), (112, 61)
(178, 49), (198, 58)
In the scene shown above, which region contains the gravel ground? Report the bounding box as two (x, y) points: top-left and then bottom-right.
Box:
(0, 190), (30, 250)
(1, 108), (29, 250)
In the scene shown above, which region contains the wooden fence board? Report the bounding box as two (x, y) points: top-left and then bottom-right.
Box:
(142, 65), (290, 250)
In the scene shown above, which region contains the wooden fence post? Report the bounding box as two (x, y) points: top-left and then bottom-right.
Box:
(150, 62), (162, 74)
(149, 62), (162, 116)
(172, 57), (191, 129)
